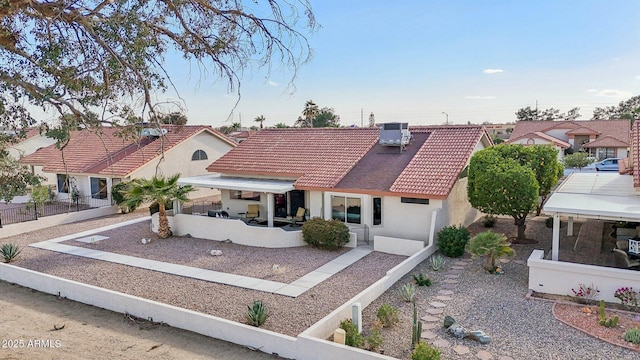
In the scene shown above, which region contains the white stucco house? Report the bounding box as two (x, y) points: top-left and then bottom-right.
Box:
(175, 125), (492, 252)
(5, 127), (57, 160)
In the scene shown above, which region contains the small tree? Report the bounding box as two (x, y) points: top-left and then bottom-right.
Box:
(562, 152), (594, 169)
(466, 231), (515, 271)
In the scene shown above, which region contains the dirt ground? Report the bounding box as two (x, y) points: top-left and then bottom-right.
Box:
(0, 281), (280, 360)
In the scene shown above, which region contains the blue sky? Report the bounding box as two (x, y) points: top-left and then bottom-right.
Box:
(162, 0), (640, 128)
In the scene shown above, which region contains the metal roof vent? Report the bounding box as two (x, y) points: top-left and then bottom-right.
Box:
(379, 122), (411, 151)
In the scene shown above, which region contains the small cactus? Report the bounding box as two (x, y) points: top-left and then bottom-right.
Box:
(598, 300), (619, 328)
(411, 301), (423, 349)
(400, 283), (416, 302)
(428, 255), (445, 271)
(624, 327), (640, 344)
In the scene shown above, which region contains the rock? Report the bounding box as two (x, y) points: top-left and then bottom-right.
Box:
(210, 250), (223, 256)
(444, 316), (490, 344)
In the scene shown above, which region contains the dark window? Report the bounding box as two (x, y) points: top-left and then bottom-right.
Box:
(373, 197), (382, 225)
(331, 195), (361, 224)
(91, 177), (108, 199)
(231, 191), (260, 201)
(401, 197), (429, 205)
(57, 174), (70, 193)
(191, 149), (208, 161)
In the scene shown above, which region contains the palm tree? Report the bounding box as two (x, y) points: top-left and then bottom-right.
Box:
(254, 115), (266, 129)
(466, 230), (515, 271)
(295, 100), (319, 127)
(124, 174), (193, 239)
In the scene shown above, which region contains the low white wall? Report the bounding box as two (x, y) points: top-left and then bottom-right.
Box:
(528, 249), (640, 303)
(0, 206), (119, 239)
(0, 264), (298, 359)
(346, 232), (357, 248)
(154, 214), (305, 248)
(373, 235), (424, 256)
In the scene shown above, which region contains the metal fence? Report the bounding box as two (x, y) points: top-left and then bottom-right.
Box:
(182, 200), (223, 215)
(0, 195), (108, 228)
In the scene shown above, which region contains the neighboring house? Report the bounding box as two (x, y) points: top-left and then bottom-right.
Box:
(19, 125), (236, 204)
(5, 127), (57, 160)
(506, 119), (630, 161)
(180, 125), (492, 243)
(483, 123), (515, 140)
(227, 130), (257, 143)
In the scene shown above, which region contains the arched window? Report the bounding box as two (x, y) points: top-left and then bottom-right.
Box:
(191, 149), (208, 161)
(526, 138), (535, 145)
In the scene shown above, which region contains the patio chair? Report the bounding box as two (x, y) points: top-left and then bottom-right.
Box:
(612, 248), (640, 269)
(293, 207), (306, 227)
(615, 240), (629, 252)
(246, 204), (260, 221)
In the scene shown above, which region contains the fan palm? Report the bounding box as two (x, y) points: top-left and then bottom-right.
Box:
(124, 174), (193, 238)
(466, 230), (515, 271)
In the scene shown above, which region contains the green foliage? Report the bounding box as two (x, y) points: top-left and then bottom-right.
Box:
(366, 326), (384, 352)
(1, 244), (22, 263)
(376, 303), (399, 328)
(411, 301), (422, 349)
(592, 95), (640, 120)
(545, 217), (554, 228)
(428, 254), (445, 271)
(411, 341), (441, 360)
(624, 327), (640, 344)
(412, 273), (432, 287)
(339, 319), (364, 347)
(562, 151), (595, 169)
(436, 225), (470, 258)
(246, 300), (269, 327)
(29, 184), (54, 205)
(400, 283), (416, 303)
(111, 182), (139, 214)
(598, 300), (619, 328)
(0, 151), (45, 202)
(295, 100), (341, 128)
(525, 145), (562, 215)
(466, 231), (515, 271)
(301, 217), (349, 250)
(515, 106), (580, 122)
(483, 214), (497, 228)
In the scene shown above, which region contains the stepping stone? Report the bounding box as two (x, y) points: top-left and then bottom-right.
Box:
(438, 290), (454, 295)
(442, 284), (456, 289)
(453, 345), (471, 355)
(499, 357), (514, 360)
(421, 315), (440, 322)
(447, 270), (462, 275)
(425, 308), (444, 315)
(476, 350), (493, 360)
(499, 258), (511, 264)
(444, 279), (459, 284)
(429, 301), (447, 308)
(436, 295), (452, 301)
(445, 274), (459, 278)
(451, 266), (466, 270)
(514, 259), (526, 265)
(420, 331), (438, 340)
(431, 339), (451, 348)
(453, 261), (468, 266)
(422, 322), (438, 330)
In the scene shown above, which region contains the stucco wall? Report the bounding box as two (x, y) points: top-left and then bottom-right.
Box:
(7, 135), (56, 159)
(372, 196), (440, 242)
(443, 178), (482, 228)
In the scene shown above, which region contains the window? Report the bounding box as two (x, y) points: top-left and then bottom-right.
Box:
(231, 191), (261, 201)
(401, 197), (429, 205)
(91, 177), (108, 199)
(191, 149), (208, 161)
(57, 174), (70, 193)
(373, 197), (382, 225)
(331, 195), (361, 224)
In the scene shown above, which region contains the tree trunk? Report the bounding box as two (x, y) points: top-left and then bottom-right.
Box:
(536, 195), (547, 216)
(158, 203), (171, 239)
(513, 216), (527, 243)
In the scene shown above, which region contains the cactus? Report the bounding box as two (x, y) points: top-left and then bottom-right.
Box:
(1, 244), (21, 263)
(400, 283), (416, 302)
(411, 300), (423, 349)
(598, 300), (619, 328)
(428, 255), (445, 271)
(412, 273), (432, 287)
(624, 327), (640, 344)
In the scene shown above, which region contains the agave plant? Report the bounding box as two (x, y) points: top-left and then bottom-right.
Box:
(1, 244), (22, 263)
(400, 283), (416, 303)
(429, 254), (445, 271)
(246, 300), (269, 327)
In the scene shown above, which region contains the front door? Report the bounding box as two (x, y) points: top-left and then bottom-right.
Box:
(289, 190), (305, 216)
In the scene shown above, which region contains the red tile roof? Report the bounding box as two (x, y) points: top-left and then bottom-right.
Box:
(581, 135), (629, 148)
(505, 131), (571, 148)
(20, 125), (233, 177)
(509, 120), (630, 145)
(632, 122), (640, 188)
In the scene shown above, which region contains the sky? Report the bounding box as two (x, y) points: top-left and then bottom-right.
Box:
(157, 0), (640, 128)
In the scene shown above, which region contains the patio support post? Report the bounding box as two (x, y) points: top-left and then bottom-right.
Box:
(567, 217), (573, 236)
(552, 212), (560, 261)
(267, 193), (274, 227)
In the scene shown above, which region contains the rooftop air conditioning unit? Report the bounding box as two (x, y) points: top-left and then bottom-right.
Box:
(379, 122), (411, 148)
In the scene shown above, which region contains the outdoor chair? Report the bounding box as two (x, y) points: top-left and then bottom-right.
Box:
(615, 240), (629, 252)
(246, 204), (260, 221)
(293, 207), (306, 227)
(612, 248), (640, 269)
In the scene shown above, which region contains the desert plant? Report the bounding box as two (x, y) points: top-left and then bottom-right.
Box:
(614, 287), (639, 310)
(411, 300), (423, 349)
(624, 327), (640, 344)
(339, 319), (364, 347)
(466, 230), (515, 271)
(436, 225), (470, 258)
(428, 254), (445, 271)
(366, 325), (384, 352)
(112, 182), (139, 213)
(570, 283), (599, 304)
(246, 300), (269, 327)
(301, 217), (350, 250)
(411, 341), (441, 360)
(598, 300), (619, 328)
(483, 214), (497, 228)
(1, 244), (21, 263)
(412, 273), (432, 287)
(376, 303), (399, 328)
(400, 283), (416, 303)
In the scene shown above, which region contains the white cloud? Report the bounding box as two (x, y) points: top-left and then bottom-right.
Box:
(635, 75), (640, 80)
(483, 69), (503, 74)
(464, 96), (496, 100)
(585, 89), (598, 93)
(593, 89), (633, 98)
(268, 80), (279, 87)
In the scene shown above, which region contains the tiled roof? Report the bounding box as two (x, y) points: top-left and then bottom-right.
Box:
(509, 120), (630, 144)
(390, 126), (487, 198)
(506, 131), (571, 148)
(20, 125), (231, 177)
(632, 122), (640, 188)
(565, 126), (599, 135)
(581, 135), (629, 148)
(207, 128), (380, 188)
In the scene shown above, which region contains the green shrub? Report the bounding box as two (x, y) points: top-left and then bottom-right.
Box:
(376, 303), (399, 328)
(412, 273), (432, 287)
(482, 214), (497, 228)
(436, 225), (470, 258)
(366, 327), (384, 352)
(30, 184), (54, 205)
(112, 182), (140, 213)
(624, 327), (640, 344)
(246, 300), (269, 327)
(339, 319), (363, 347)
(400, 283), (416, 302)
(302, 217), (349, 250)
(545, 217), (554, 228)
(466, 230), (515, 271)
(1, 244), (21, 263)
(411, 341), (441, 360)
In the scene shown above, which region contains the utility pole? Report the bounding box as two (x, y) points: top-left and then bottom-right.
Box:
(361, 108), (363, 127)
(442, 112), (449, 125)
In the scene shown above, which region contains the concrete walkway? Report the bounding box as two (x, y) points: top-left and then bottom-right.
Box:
(30, 217), (372, 298)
